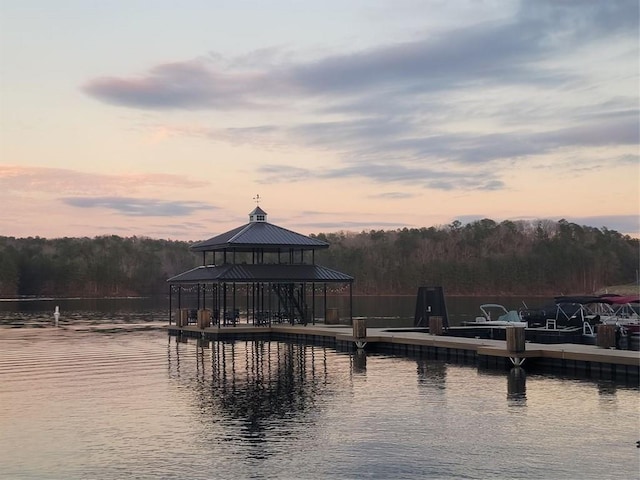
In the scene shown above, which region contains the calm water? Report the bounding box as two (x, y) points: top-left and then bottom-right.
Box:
(1, 300), (639, 479)
(0, 294), (549, 328)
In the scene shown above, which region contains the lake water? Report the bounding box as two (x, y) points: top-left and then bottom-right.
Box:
(0, 294), (550, 328)
(1, 298), (639, 479)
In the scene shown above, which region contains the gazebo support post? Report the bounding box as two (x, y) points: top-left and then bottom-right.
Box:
(268, 283), (272, 325)
(232, 283), (237, 323)
(312, 283), (316, 325)
(168, 284), (172, 324)
(323, 284), (327, 322)
(349, 283), (353, 324)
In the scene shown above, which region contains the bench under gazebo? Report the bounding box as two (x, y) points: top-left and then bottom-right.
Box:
(167, 205), (353, 327)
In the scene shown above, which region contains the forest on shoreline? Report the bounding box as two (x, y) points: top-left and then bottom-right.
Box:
(0, 218), (637, 297)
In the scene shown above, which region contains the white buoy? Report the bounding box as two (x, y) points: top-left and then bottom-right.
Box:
(54, 306), (60, 327)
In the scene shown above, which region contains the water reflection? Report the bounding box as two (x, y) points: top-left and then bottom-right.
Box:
(352, 348), (367, 375)
(168, 337), (333, 440)
(507, 367), (527, 405)
(416, 359), (447, 391)
(597, 380), (617, 397)
(2, 329), (637, 479)
(596, 380), (619, 408)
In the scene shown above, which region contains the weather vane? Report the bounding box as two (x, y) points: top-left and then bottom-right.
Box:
(253, 194), (261, 205)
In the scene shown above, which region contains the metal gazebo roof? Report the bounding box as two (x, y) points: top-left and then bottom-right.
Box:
(190, 221), (329, 253)
(167, 264), (353, 284)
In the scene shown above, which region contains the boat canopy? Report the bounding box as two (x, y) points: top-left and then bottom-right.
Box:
(599, 295), (640, 305)
(554, 295), (613, 305)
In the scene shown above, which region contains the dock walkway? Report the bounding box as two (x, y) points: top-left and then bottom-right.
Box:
(168, 323), (640, 381)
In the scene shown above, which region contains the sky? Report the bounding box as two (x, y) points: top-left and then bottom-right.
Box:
(1, 0), (639, 240)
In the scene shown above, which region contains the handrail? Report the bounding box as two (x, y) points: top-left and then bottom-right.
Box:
(583, 321), (594, 336)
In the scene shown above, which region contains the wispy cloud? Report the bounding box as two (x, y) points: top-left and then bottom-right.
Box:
(452, 214), (640, 237)
(257, 162), (505, 191)
(297, 220), (409, 232)
(0, 166), (215, 225)
(61, 196), (215, 217)
(370, 192), (416, 200)
(83, 60), (271, 110)
(561, 215), (640, 236)
(0, 165), (208, 195)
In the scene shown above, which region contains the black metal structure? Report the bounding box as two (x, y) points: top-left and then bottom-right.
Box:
(413, 286), (449, 328)
(167, 206), (354, 326)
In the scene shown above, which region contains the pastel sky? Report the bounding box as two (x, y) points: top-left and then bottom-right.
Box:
(1, 0), (638, 240)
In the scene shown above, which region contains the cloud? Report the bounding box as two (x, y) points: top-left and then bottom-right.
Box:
(0, 165), (208, 196)
(82, 0), (638, 191)
(84, 2), (637, 109)
(83, 60), (272, 110)
(61, 196), (215, 217)
(257, 164), (313, 183)
(257, 161), (505, 191)
(324, 163), (505, 191)
(561, 215), (640, 236)
(451, 215), (487, 226)
(84, 26), (544, 110)
(518, 0), (638, 38)
(370, 192), (416, 200)
(452, 214), (640, 236)
(297, 220), (409, 232)
(285, 111), (639, 166)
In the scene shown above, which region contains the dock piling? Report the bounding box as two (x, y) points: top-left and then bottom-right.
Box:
(429, 316), (443, 335)
(596, 324), (616, 349)
(506, 326), (526, 366)
(353, 318), (367, 349)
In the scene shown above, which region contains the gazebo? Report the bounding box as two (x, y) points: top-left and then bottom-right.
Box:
(167, 206), (354, 327)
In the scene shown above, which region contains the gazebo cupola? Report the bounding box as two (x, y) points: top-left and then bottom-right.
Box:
(249, 206), (267, 223)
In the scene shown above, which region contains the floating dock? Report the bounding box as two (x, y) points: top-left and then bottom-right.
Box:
(167, 323), (640, 382)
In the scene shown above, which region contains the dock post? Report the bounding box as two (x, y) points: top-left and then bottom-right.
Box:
(429, 316), (443, 335)
(53, 306), (60, 327)
(326, 308), (340, 324)
(197, 309), (211, 329)
(177, 308), (188, 328)
(353, 318), (367, 349)
(506, 326), (526, 366)
(596, 324), (616, 349)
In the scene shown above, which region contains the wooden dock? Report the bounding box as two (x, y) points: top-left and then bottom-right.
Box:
(167, 323), (640, 381)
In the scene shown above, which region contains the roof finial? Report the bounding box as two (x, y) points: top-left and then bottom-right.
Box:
(253, 194), (261, 205)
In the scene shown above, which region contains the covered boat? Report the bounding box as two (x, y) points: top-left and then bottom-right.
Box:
(463, 304), (528, 327)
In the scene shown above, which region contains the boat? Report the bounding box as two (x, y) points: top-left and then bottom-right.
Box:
(522, 296), (605, 329)
(597, 294), (640, 334)
(462, 304), (528, 327)
(521, 294), (640, 347)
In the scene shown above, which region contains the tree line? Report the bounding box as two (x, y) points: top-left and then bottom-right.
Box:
(0, 219), (637, 297)
(313, 218), (638, 295)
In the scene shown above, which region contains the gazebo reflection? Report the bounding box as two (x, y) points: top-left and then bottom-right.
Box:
(167, 336), (334, 436)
